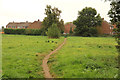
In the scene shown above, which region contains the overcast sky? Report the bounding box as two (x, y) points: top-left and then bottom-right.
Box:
(0, 0), (111, 29)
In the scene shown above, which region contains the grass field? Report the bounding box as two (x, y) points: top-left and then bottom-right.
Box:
(48, 37), (118, 78)
(2, 34), (64, 78)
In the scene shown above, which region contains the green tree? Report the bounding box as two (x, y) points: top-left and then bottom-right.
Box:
(70, 27), (73, 34)
(108, 1), (120, 49)
(42, 5), (64, 35)
(48, 23), (60, 38)
(108, 1), (120, 46)
(107, 0), (120, 78)
(2, 26), (4, 32)
(73, 7), (102, 36)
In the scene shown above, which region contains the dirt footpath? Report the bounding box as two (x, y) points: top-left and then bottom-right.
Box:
(42, 38), (67, 78)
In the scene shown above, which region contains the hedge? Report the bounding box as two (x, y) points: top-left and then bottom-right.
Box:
(25, 29), (42, 35)
(4, 29), (42, 35)
(4, 29), (25, 34)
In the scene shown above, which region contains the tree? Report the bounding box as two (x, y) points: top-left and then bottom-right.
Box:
(108, 1), (120, 50)
(70, 27), (73, 34)
(48, 23), (60, 38)
(2, 26), (4, 32)
(73, 7), (102, 36)
(42, 5), (64, 35)
(107, 0), (120, 78)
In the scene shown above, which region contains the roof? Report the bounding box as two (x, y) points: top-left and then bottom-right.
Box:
(65, 22), (76, 28)
(6, 22), (32, 27)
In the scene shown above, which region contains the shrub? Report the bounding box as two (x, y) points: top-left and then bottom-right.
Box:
(4, 29), (25, 34)
(4, 29), (42, 35)
(25, 29), (42, 35)
(48, 23), (61, 38)
(74, 26), (98, 37)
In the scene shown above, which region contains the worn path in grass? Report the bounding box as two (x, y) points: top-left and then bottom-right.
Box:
(42, 38), (67, 78)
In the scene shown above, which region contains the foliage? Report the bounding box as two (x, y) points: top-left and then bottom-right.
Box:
(42, 5), (64, 34)
(49, 37), (118, 78)
(70, 27), (73, 34)
(48, 23), (61, 38)
(2, 26), (4, 29)
(2, 34), (64, 78)
(4, 29), (43, 35)
(73, 7), (102, 36)
(4, 29), (25, 34)
(74, 25), (98, 37)
(108, 2), (120, 75)
(108, 1), (120, 47)
(25, 29), (42, 35)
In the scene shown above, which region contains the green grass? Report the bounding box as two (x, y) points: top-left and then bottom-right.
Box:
(2, 34), (64, 78)
(48, 37), (118, 78)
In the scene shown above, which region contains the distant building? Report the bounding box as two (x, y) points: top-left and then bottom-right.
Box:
(64, 19), (116, 35)
(64, 22), (76, 34)
(96, 18), (116, 35)
(6, 18), (116, 35)
(6, 21), (32, 29)
(27, 19), (42, 29)
(6, 19), (42, 29)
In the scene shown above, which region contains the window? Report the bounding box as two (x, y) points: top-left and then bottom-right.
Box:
(25, 26), (28, 28)
(17, 26), (21, 28)
(110, 26), (114, 29)
(8, 26), (11, 28)
(12, 26), (16, 28)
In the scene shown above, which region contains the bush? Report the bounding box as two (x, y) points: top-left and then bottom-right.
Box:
(48, 23), (61, 38)
(74, 26), (98, 37)
(4, 29), (42, 35)
(4, 29), (25, 34)
(25, 29), (42, 35)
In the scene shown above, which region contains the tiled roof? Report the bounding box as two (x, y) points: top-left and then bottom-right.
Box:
(6, 22), (32, 27)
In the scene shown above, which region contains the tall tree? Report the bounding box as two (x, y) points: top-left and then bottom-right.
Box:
(42, 5), (64, 35)
(48, 23), (61, 38)
(108, 1), (120, 50)
(73, 7), (102, 36)
(107, 0), (120, 78)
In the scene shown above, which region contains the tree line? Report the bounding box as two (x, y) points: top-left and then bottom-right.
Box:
(4, 2), (119, 39)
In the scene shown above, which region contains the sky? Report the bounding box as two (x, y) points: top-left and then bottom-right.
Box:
(0, 0), (111, 29)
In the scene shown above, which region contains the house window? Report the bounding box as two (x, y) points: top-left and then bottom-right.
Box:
(8, 26), (11, 28)
(17, 26), (21, 28)
(110, 26), (114, 29)
(25, 26), (28, 28)
(12, 26), (16, 28)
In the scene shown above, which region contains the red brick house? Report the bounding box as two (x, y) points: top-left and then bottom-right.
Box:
(6, 21), (32, 29)
(64, 22), (76, 34)
(6, 19), (116, 35)
(27, 19), (42, 29)
(6, 19), (42, 29)
(96, 18), (116, 35)
(64, 19), (116, 35)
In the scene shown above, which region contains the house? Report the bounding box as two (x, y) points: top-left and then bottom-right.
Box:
(27, 19), (42, 29)
(6, 18), (116, 35)
(64, 22), (76, 34)
(64, 19), (116, 35)
(6, 19), (42, 29)
(96, 18), (116, 35)
(6, 21), (32, 29)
